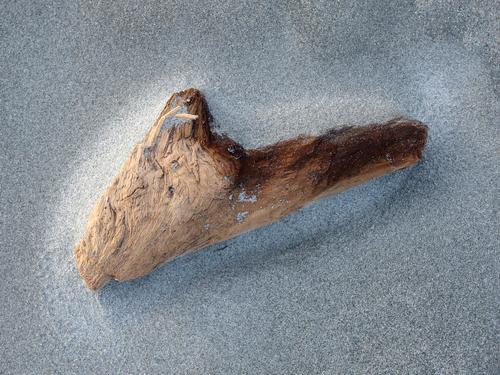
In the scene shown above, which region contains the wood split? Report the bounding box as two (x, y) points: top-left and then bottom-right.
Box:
(75, 88), (428, 290)
(164, 105), (182, 117)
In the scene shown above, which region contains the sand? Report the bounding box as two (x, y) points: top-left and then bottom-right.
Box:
(1, 1), (498, 373)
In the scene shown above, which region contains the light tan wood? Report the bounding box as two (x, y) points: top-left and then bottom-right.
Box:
(75, 88), (428, 290)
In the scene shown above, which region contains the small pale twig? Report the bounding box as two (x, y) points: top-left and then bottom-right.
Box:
(175, 113), (199, 120)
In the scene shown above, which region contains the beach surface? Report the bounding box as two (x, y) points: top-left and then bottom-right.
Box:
(1, 1), (498, 373)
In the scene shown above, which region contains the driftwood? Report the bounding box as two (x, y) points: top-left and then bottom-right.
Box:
(75, 88), (428, 290)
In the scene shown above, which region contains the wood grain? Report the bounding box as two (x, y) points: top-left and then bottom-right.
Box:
(75, 88), (428, 290)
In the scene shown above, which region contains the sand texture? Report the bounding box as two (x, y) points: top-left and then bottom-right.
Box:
(1, 1), (498, 374)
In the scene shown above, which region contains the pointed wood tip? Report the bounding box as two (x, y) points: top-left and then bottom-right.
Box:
(74, 241), (111, 290)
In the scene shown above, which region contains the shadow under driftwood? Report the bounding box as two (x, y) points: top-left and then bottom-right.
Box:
(95, 146), (437, 325)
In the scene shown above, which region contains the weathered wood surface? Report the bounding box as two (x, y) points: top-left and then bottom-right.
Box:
(75, 88), (428, 289)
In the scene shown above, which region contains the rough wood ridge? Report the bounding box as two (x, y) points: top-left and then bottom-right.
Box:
(75, 88), (428, 289)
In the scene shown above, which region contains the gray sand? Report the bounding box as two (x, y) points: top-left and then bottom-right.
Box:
(1, 1), (499, 374)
